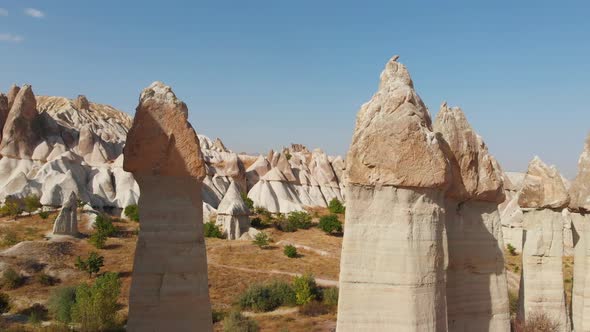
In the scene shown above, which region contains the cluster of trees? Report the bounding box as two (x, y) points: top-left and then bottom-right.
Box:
(0, 195), (42, 220)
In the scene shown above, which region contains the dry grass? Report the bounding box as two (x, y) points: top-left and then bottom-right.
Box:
(0, 212), (58, 249)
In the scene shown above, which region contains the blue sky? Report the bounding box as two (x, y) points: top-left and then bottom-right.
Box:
(0, 1), (589, 177)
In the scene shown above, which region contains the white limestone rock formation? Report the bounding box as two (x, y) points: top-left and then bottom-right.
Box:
(517, 157), (571, 331)
(570, 134), (590, 332)
(123, 81), (212, 332)
(51, 191), (78, 236)
(215, 181), (250, 240)
(337, 56), (450, 332)
(434, 103), (510, 332)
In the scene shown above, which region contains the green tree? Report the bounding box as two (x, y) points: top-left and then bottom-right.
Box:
(252, 232), (270, 249)
(318, 215), (343, 235)
(328, 198), (345, 214)
(47, 287), (77, 323)
(284, 245), (298, 258)
(72, 272), (121, 332)
(241, 192), (254, 211)
(75, 252), (104, 277)
(293, 274), (318, 305)
(124, 204), (139, 222)
(287, 211), (312, 229)
(23, 195), (42, 215)
(94, 214), (116, 237)
(204, 221), (223, 238)
(89, 232), (107, 249)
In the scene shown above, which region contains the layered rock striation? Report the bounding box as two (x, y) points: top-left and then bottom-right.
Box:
(124, 82), (212, 332)
(51, 191), (78, 236)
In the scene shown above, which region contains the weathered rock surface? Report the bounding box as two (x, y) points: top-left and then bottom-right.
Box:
(215, 181), (250, 240)
(0, 85), (41, 159)
(51, 191), (78, 236)
(434, 104), (510, 332)
(124, 81), (212, 332)
(569, 134), (590, 212)
(7, 84), (20, 109)
(337, 56), (449, 332)
(518, 156), (570, 209)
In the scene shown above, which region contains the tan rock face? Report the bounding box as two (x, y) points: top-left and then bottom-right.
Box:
(7, 84), (20, 109)
(0, 94), (9, 142)
(125, 82), (212, 332)
(346, 56), (450, 188)
(73, 95), (90, 111)
(569, 134), (590, 212)
(434, 104), (504, 203)
(571, 213), (590, 331)
(123, 81), (206, 179)
(0, 85), (41, 159)
(518, 157), (569, 209)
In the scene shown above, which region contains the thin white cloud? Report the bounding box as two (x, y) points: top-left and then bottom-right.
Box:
(0, 33), (24, 43)
(24, 8), (44, 18)
(0, 8), (8, 16)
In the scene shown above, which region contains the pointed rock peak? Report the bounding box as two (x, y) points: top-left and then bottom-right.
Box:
(217, 181), (249, 215)
(213, 137), (229, 152)
(434, 104), (504, 202)
(518, 156), (569, 209)
(7, 84), (20, 109)
(569, 134), (590, 211)
(123, 82), (206, 179)
(346, 56), (450, 188)
(11, 85), (38, 119)
(290, 143), (309, 153)
(73, 95), (90, 111)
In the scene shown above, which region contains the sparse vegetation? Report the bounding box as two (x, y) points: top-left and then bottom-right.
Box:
(223, 310), (259, 332)
(522, 311), (561, 332)
(508, 290), (518, 317)
(321, 287), (339, 308)
(36, 272), (57, 286)
(21, 303), (48, 325)
(0, 196), (24, 220)
(241, 192), (254, 211)
(38, 211), (50, 219)
(250, 217), (263, 228)
(287, 211), (312, 230)
(23, 195), (42, 215)
(47, 287), (77, 323)
(318, 214), (342, 235)
(1, 230), (19, 247)
(75, 252), (104, 277)
(204, 220), (224, 238)
(299, 301), (329, 317)
(95, 214), (117, 237)
(283, 244), (298, 258)
(212, 309), (225, 323)
(252, 232), (271, 248)
(328, 198), (345, 214)
(237, 280), (296, 312)
(1, 268), (24, 289)
(507, 243), (517, 256)
(124, 204), (139, 222)
(293, 274), (318, 305)
(0, 292), (10, 314)
(89, 231), (107, 249)
(71, 272), (121, 332)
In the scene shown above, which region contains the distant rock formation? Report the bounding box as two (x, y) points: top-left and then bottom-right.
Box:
(434, 104), (510, 331)
(51, 192), (78, 236)
(337, 56), (450, 331)
(570, 134), (590, 332)
(517, 157), (571, 331)
(0, 85), (41, 159)
(7, 84), (20, 110)
(216, 181), (250, 240)
(124, 81), (212, 332)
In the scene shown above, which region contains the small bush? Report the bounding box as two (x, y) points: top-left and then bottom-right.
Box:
(250, 217), (263, 228)
(254, 207), (272, 224)
(293, 274), (318, 305)
(24, 195), (42, 215)
(273, 217), (297, 232)
(212, 309), (225, 323)
(318, 215), (342, 235)
(287, 211), (312, 230)
(75, 252), (104, 277)
(2, 230), (19, 247)
(238, 280), (295, 312)
(328, 198), (345, 214)
(241, 193), (254, 211)
(252, 232), (270, 249)
(72, 272), (121, 331)
(299, 301), (329, 317)
(2, 268), (24, 289)
(321, 287), (339, 308)
(0, 292), (10, 314)
(284, 245), (298, 258)
(523, 311), (561, 332)
(47, 287), (77, 323)
(36, 273), (57, 286)
(89, 231), (107, 249)
(223, 310), (259, 332)
(95, 214), (117, 237)
(507, 244), (517, 256)
(124, 204), (139, 222)
(38, 211), (50, 219)
(204, 221), (224, 238)
(0, 196), (24, 219)
(267, 280), (296, 306)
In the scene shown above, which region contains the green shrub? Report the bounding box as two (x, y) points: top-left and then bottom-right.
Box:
(507, 243), (517, 256)
(47, 287), (77, 323)
(36, 273), (57, 286)
(509, 290), (519, 317)
(75, 252), (104, 277)
(250, 217), (263, 228)
(95, 214), (117, 237)
(318, 215), (342, 234)
(252, 232), (270, 248)
(89, 232), (107, 249)
(212, 309), (225, 323)
(0, 197), (23, 219)
(299, 301), (329, 317)
(72, 272), (121, 332)
(273, 217), (297, 232)
(0, 292), (10, 314)
(223, 310), (259, 332)
(2, 230), (19, 247)
(287, 211), (312, 230)
(204, 221), (224, 238)
(24, 195), (42, 215)
(241, 193), (254, 211)
(254, 206), (272, 223)
(293, 274), (318, 305)
(328, 198), (345, 214)
(38, 211), (50, 219)
(2, 268), (24, 289)
(321, 287), (339, 308)
(124, 205), (139, 222)
(284, 245), (298, 258)
(238, 280), (296, 312)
